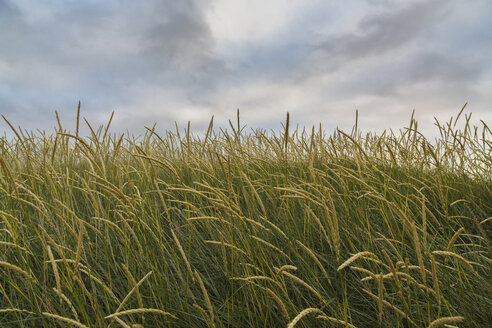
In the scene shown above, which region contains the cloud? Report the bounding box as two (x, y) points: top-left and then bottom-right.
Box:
(270, 0), (492, 134)
(0, 0), (220, 131)
(0, 0), (490, 138)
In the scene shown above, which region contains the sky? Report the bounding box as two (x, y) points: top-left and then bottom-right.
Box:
(0, 0), (491, 138)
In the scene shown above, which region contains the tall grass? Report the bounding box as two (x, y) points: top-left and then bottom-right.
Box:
(0, 107), (490, 327)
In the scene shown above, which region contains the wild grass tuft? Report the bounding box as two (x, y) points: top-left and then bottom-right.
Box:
(0, 108), (490, 327)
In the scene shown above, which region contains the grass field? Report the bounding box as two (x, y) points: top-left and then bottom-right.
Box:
(0, 107), (490, 327)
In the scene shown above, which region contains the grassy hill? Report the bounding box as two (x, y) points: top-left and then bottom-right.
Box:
(0, 109), (490, 327)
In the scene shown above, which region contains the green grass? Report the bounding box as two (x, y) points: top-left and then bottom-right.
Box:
(0, 107), (490, 327)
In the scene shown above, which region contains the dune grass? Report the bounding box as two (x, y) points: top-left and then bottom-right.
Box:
(0, 107), (490, 327)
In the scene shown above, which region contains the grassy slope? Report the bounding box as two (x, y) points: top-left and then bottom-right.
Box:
(0, 112), (490, 327)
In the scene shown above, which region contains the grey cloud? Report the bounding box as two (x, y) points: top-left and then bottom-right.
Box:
(313, 0), (452, 68)
(145, 7), (215, 69)
(223, 1), (462, 90)
(283, 0), (491, 102)
(334, 50), (484, 98)
(0, 0), (20, 23)
(211, 0), (491, 137)
(0, 0), (490, 138)
(0, 0), (221, 132)
(404, 52), (483, 84)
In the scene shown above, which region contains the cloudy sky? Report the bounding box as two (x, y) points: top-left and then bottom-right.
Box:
(1, 0), (491, 137)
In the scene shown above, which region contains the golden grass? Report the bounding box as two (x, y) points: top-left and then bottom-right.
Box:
(446, 227), (465, 251)
(432, 251), (476, 273)
(337, 252), (379, 271)
(0, 109), (489, 327)
(104, 308), (177, 320)
(41, 312), (89, 328)
(287, 307), (324, 328)
(0, 260), (31, 278)
(195, 270), (215, 326)
(427, 316), (465, 328)
(316, 315), (357, 328)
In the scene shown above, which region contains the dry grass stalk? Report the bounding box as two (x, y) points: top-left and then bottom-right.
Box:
(432, 251), (476, 273)
(0, 260), (31, 278)
(374, 233), (403, 261)
(258, 216), (289, 241)
(338, 252), (379, 271)
(193, 304), (212, 325)
(171, 229), (195, 280)
(446, 227), (465, 251)
(280, 270), (323, 301)
(262, 286), (290, 320)
(395, 262), (432, 275)
(53, 288), (79, 321)
(427, 316), (464, 328)
(274, 265), (298, 275)
(295, 240), (330, 281)
(287, 308), (324, 328)
(187, 216), (233, 226)
(0, 308), (36, 315)
(195, 270), (215, 326)
(113, 317), (131, 328)
(47, 245), (61, 294)
(362, 289), (415, 326)
(115, 270), (153, 314)
(324, 195), (341, 260)
(74, 221), (85, 269)
(378, 273), (384, 323)
(422, 195), (427, 249)
(79, 268), (119, 302)
(480, 217), (492, 225)
(104, 308), (177, 320)
(349, 266), (377, 280)
(205, 240), (248, 256)
(306, 206), (331, 246)
(231, 276), (284, 290)
(316, 315), (357, 328)
(241, 172), (267, 216)
(251, 235), (289, 258)
(430, 256), (441, 305)
(121, 264), (144, 311)
(361, 271), (436, 295)
(42, 312), (89, 328)
(381, 249), (411, 313)
(411, 221), (426, 282)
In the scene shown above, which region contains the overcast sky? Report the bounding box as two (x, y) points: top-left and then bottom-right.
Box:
(1, 0), (491, 137)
